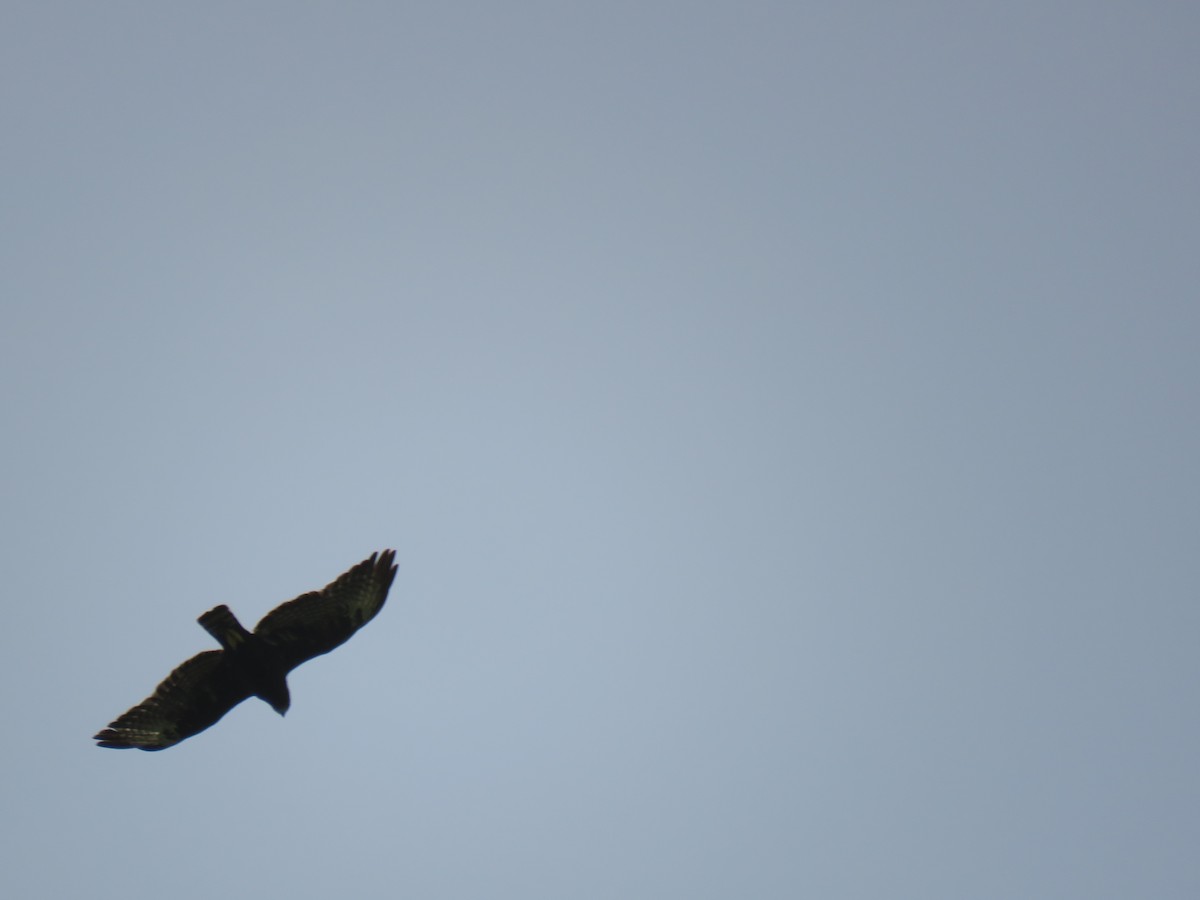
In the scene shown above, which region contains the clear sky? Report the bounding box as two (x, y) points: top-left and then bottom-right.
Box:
(3, 3), (1197, 898)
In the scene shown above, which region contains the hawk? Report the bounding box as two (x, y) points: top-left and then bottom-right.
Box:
(94, 550), (397, 750)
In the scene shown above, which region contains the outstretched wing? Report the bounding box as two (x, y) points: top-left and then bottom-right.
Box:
(254, 549), (396, 672)
(94, 651), (252, 750)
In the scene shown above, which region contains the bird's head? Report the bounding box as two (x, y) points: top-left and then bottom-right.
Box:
(260, 681), (291, 717)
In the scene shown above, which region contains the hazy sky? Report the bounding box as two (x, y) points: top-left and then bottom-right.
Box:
(3, 3), (1198, 898)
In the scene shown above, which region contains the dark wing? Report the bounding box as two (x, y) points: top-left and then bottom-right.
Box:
(253, 549), (396, 672)
(94, 651), (252, 750)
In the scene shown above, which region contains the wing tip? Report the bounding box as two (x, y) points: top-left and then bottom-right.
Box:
(375, 547), (398, 582)
(93, 729), (170, 751)
(93, 727), (137, 749)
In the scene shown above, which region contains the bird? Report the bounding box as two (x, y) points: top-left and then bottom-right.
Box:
(94, 550), (397, 750)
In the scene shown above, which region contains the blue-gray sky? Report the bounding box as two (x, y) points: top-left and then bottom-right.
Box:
(3, 3), (1198, 897)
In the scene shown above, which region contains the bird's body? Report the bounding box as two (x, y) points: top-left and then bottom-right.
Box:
(94, 550), (397, 750)
(196, 604), (292, 713)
